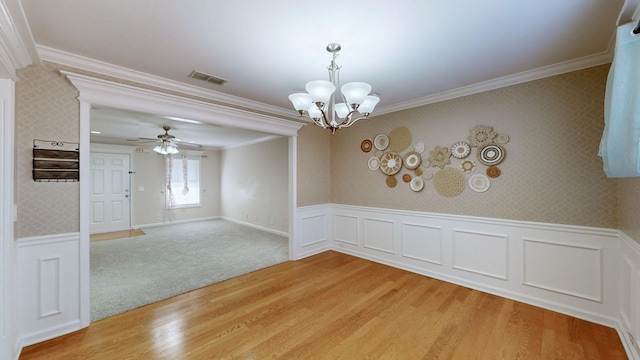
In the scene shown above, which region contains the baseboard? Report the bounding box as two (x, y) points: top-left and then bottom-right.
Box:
(19, 319), (81, 348)
(135, 216), (220, 229)
(221, 217), (288, 237)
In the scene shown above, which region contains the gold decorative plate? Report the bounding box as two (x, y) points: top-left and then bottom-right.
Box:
(380, 152), (402, 175)
(404, 151), (422, 170)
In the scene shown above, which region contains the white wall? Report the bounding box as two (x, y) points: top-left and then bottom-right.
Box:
(220, 137), (289, 234)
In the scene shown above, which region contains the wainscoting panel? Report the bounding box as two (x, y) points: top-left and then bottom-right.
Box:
(401, 222), (442, 265)
(522, 238), (602, 302)
(294, 205), (331, 259)
(17, 233), (81, 346)
(452, 229), (508, 280)
(38, 257), (61, 318)
(327, 204), (620, 330)
(363, 217), (395, 254)
(619, 233), (640, 359)
(333, 213), (358, 246)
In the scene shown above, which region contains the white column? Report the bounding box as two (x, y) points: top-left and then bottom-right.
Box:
(0, 78), (17, 359)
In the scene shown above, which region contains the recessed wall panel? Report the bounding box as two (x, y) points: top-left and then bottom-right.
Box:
(301, 214), (327, 247)
(364, 218), (395, 254)
(334, 214), (358, 245)
(92, 202), (104, 224)
(523, 238), (602, 302)
(402, 223), (442, 264)
(453, 229), (508, 280)
(38, 256), (61, 318)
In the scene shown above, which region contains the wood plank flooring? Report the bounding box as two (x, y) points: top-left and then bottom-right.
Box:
(90, 228), (145, 242)
(19, 251), (627, 360)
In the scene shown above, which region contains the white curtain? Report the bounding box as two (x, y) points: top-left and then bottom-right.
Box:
(598, 21), (640, 177)
(164, 155), (176, 208)
(181, 154), (190, 196)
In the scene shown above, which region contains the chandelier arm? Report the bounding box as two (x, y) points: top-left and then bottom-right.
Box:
(338, 114), (369, 129)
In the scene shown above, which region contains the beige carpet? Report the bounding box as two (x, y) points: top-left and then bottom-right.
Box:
(90, 219), (288, 321)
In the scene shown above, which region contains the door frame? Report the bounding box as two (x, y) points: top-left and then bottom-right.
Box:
(65, 71), (304, 327)
(90, 146), (135, 234)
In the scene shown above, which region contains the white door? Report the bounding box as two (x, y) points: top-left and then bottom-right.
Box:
(90, 152), (131, 234)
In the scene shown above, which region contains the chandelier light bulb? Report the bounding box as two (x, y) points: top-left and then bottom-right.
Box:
(341, 82), (372, 106)
(305, 80), (335, 105)
(358, 95), (380, 115)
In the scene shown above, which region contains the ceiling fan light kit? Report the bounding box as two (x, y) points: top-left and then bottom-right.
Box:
(289, 43), (379, 134)
(153, 126), (180, 155)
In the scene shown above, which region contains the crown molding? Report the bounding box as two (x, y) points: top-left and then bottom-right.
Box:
(374, 49), (613, 116)
(0, 0), (39, 81)
(61, 70), (304, 137)
(37, 45), (297, 119)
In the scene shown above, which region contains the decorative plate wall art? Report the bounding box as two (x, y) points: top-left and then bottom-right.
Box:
(486, 166), (501, 178)
(468, 174), (491, 192)
(427, 146), (452, 168)
(374, 134), (389, 150)
(496, 134), (510, 144)
(361, 139), (373, 152)
(451, 141), (471, 159)
(402, 174), (412, 183)
(389, 126), (412, 152)
(478, 144), (505, 166)
(410, 176), (424, 192)
(460, 159), (476, 173)
(380, 152), (403, 175)
(368, 156), (380, 171)
(414, 141), (426, 154)
(468, 125), (497, 147)
(386, 175), (397, 188)
(432, 168), (466, 197)
(404, 151), (422, 169)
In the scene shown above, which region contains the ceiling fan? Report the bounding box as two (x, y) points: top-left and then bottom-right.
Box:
(131, 126), (203, 154)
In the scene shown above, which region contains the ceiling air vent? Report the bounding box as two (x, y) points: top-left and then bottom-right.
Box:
(188, 70), (227, 86)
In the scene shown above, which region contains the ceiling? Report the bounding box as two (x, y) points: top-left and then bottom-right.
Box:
(17, 0), (634, 146)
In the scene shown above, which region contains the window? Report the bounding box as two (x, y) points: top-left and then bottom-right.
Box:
(165, 155), (200, 208)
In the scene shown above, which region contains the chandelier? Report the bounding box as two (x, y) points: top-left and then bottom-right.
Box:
(289, 43), (379, 134)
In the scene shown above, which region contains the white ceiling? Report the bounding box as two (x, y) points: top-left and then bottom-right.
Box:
(17, 0), (633, 146)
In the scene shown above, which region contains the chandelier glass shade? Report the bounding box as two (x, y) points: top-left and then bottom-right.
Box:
(289, 43), (379, 134)
(153, 141), (179, 155)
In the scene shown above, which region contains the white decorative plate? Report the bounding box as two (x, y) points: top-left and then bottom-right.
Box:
(379, 152), (402, 175)
(496, 134), (510, 144)
(404, 151), (421, 170)
(367, 156), (380, 171)
(374, 134), (389, 150)
(414, 141), (426, 154)
(468, 174), (491, 193)
(460, 159), (476, 173)
(410, 176), (424, 192)
(451, 141), (471, 159)
(478, 144), (505, 166)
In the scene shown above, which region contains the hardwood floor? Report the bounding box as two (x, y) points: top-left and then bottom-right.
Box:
(90, 228), (145, 242)
(19, 251), (626, 359)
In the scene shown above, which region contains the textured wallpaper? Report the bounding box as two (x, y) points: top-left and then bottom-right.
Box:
(619, 177), (640, 243)
(331, 65), (618, 229)
(296, 124), (332, 206)
(16, 62), (81, 237)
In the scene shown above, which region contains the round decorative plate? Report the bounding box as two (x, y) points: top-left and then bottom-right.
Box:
(367, 156), (380, 171)
(379, 152), (402, 175)
(386, 175), (397, 188)
(410, 176), (424, 192)
(478, 144), (505, 166)
(468, 174), (491, 193)
(460, 159), (476, 173)
(496, 134), (510, 144)
(432, 168), (466, 197)
(486, 166), (501, 178)
(404, 151), (422, 169)
(422, 171), (434, 180)
(361, 139), (373, 152)
(402, 174), (412, 183)
(374, 134), (389, 150)
(389, 126), (412, 152)
(414, 141), (426, 154)
(451, 141), (471, 159)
